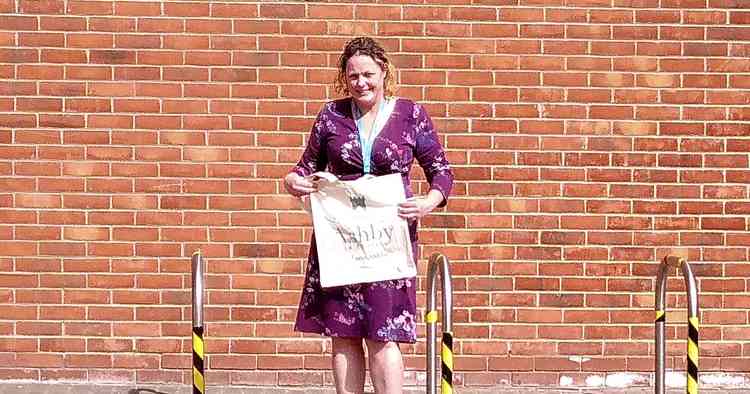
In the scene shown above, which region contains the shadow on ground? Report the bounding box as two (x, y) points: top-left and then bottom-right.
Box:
(128, 389), (168, 394)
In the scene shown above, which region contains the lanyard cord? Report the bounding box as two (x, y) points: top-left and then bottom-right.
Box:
(353, 98), (388, 174)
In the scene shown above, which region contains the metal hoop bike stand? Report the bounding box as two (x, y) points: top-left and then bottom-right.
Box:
(425, 253), (454, 394)
(655, 255), (699, 394)
(192, 250), (206, 394)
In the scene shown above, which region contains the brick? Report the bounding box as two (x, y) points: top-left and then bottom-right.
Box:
(89, 17), (135, 32)
(137, 18), (183, 33)
(16, 353), (66, 370)
(2, 15), (38, 30)
(0, 48), (39, 64)
(19, 32), (65, 47)
(114, 1), (159, 16)
(300, 3), (353, 18)
(64, 65), (110, 81)
(20, 0), (64, 14)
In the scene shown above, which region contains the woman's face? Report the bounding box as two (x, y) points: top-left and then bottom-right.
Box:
(345, 54), (386, 110)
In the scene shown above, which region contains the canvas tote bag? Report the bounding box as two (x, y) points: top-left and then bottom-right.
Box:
(307, 171), (416, 288)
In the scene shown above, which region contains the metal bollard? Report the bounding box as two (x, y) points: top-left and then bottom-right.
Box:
(192, 250), (206, 394)
(425, 253), (454, 394)
(655, 255), (699, 394)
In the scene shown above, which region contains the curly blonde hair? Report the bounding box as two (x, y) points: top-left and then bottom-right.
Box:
(334, 37), (397, 97)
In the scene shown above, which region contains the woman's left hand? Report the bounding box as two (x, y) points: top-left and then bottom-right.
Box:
(397, 190), (444, 221)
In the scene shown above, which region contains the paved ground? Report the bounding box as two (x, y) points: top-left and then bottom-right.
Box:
(0, 384), (747, 394)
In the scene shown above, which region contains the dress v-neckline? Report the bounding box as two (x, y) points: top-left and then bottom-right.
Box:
(351, 97), (397, 174)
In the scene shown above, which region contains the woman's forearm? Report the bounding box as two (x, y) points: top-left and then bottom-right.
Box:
(425, 189), (445, 212)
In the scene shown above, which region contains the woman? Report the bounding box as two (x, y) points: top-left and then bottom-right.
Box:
(283, 37), (454, 394)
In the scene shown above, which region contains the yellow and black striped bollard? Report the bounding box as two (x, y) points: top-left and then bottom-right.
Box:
(193, 325), (205, 394)
(687, 316), (699, 394)
(441, 331), (453, 394)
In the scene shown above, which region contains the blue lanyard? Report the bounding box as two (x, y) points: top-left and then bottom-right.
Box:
(353, 99), (388, 174)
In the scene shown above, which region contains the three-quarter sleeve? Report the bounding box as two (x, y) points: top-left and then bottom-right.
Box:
(412, 104), (454, 207)
(292, 110), (328, 177)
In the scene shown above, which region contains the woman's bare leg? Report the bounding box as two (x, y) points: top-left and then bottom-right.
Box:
(365, 339), (403, 394)
(332, 337), (366, 394)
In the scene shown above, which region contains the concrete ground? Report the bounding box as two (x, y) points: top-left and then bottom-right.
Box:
(0, 384), (747, 394)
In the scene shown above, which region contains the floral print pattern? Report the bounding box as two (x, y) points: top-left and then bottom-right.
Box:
(292, 98), (454, 343)
(377, 310), (417, 339)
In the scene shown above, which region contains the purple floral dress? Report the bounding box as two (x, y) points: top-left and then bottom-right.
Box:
(292, 97), (454, 343)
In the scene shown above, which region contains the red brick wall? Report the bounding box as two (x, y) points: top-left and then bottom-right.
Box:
(1, 0), (749, 389)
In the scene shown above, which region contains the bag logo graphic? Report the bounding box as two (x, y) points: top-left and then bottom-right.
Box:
(346, 189), (366, 210)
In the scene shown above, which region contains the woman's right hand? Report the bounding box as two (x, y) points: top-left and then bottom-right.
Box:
(284, 172), (318, 197)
